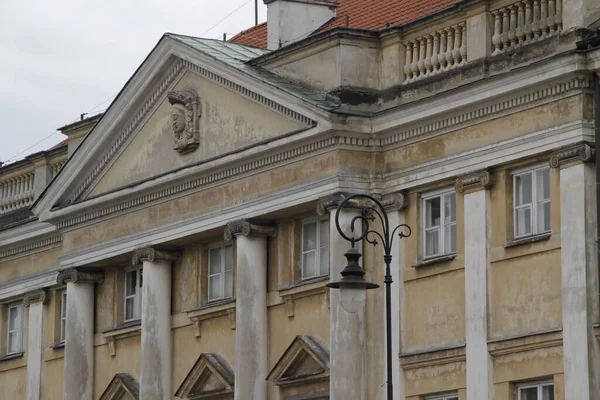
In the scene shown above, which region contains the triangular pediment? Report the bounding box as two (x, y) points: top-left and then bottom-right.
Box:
(267, 335), (330, 387)
(99, 373), (139, 400)
(175, 353), (234, 399)
(33, 34), (325, 222)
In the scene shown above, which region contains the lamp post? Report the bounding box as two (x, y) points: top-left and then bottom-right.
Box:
(327, 194), (411, 400)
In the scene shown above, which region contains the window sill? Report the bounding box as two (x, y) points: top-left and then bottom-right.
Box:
(51, 342), (65, 350)
(278, 277), (329, 318)
(185, 300), (236, 338)
(413, 254), (456, 268)
(505, 233), (551, 248)
(102, 321), (142, 357)
(0, 352), (24, 362)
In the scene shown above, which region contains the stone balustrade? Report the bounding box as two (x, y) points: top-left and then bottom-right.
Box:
(403, 22), (468, 83)
(0, 171), (35, 214)
(492, 0), (563, 55)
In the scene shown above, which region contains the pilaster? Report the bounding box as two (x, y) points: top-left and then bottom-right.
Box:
(550, 142), (600, 399)
(224, 220), (276, 400)
(24, 290), (47, 400)
(58, 268), (103, 400)
(456, 170), (494, 400)
(132, 247), (180, 400)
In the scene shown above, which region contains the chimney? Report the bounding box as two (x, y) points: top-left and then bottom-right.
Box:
(264, 0), (337, 50)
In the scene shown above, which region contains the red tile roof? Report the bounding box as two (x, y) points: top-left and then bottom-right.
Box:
(50, 138), (68, 150)
(230, 0), (458, 49)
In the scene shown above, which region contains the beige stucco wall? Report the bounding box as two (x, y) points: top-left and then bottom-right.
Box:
(90, 70), (304, 197)
(0, 247), (60, 283)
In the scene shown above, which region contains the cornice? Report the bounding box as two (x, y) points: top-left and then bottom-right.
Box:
(22, 289), (47, 307)
(47, 75), (589, 232)
(400, 344), (466, 369)
(132, 247), (181, 265)
(224, 220), (277, 241)
(0, 234), (62, 262)
(56, 268), (104, 285)
(549, 142), (595, 168)
(455, 170), (495, 194)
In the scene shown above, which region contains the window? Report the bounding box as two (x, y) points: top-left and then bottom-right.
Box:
(422, 189), (456, 258)
(301, 217), (329, 279)
(6, 303), (24, 354)
(60, 291), (67, 343)
(124, 267), (143, 322)
(514, 166), (550, 238)
(425, 393), (458, 400)
(208, 244), (233, 302)
(517, 381), (554, 400)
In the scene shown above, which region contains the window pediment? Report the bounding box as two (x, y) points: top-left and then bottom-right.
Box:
(175, 353), (234, 399)
(267, 335), (330, 387)
(99, 373), (139, 400)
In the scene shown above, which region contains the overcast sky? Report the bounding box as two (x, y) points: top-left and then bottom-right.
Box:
(0, 0), (266, 164)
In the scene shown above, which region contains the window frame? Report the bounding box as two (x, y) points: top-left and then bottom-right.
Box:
(59, 290), (67, 343)
(207, 243), (234, 303)
(6, 302), (24, 355)
(517, 380), (554, 400)
(424, 392), (459, 400)
(512, 165), (551, 239)
(421, 188), (457, 260)
(301, 216), (330, 281)
(124, 266), (143, 323)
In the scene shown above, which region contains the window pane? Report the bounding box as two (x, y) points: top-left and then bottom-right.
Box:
(7, 332), (17, 353)
(209, 275), (222, 300)
(446, 397), (458, 400)
(303, 222), (317, 251)
(516, 172), (533, 206)
(61, 293), (67, 317)
(426, 197), (441, 228)
(125, 298), (134, 320)
(139, 269), (143, 288)
(8, 308), (17, 330)
(126, 271), (136, 296)
(444, 193), (456, 223)
(303, 251), (316, 278)
(209, 248), (222, 275)
(445, 223), (456, 254)
(224, 245), (233, 272)
(519, 387), (538, 400)
(542, 385), (554, 400)
(537, 201), (551, 233)
(224, 269), (233, 298)
(319, 219), (329, 248)
(516, 207), (532, 236)
(425, 229), (439, 257)
(319, 246), (329, 276)
(60, 319), (66, 342)
(537, 168), (550, 200)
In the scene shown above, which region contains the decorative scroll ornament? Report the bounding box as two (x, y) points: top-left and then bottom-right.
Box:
(223, 220), (277, 242)
(316, 192), (367, 216)
(167, 90), (201, 155)
(549, 142), (595, 168)
(132, 247), (181, 265)
(455, 170), (495, 194)
(23, 290), (48, 308)
(380, 192), (408, 211)
(57, 268), (104, 285)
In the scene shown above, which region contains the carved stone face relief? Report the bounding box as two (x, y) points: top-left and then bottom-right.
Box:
(167, 90), (201, 154)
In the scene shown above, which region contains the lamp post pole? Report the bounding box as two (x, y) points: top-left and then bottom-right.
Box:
(327, 194), (411, 400)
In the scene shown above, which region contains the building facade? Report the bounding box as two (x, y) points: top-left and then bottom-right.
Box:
(1, 0), (600, 399)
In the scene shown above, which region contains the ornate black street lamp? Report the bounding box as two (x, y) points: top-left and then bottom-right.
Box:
(327, 193), (411, 400)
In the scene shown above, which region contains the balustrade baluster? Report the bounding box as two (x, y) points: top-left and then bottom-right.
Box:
(547, 0), (556, 33)
(555, 0), (562, 31)
(509, 6), (518, 46)
(404, 42), (413, 82)
(492, 11), (503, 54)
(516, 2), (526, 44)
(417, 38), (426, 78)
(501, 9), (510, 51)
(439, 30), (448, 70)
(411, 39), (419, 80)
(431, 33), (440, 72)
(425, 35), (433, 74)
(524, 0), (533, 42)
(540, 0), (548, 36)
(460, 24), (467, 64)
(445, 27), (454, 68)
(532, 0), (541, 39)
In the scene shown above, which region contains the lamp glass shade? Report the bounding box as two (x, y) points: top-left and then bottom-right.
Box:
(340, 286), (366, 313)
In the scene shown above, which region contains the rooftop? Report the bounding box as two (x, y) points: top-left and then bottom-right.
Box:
(230, 0), (459, 48)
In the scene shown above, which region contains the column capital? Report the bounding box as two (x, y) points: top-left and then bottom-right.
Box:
(22, 290), (47, 308)
(380, 191), (408, 211)
(57, 268), (104, 285)
(549, 142), (595, 169)
(455, 170), (495, 194)
(316, 192), (366, 216)
(224, 220), (277, 242)
(132, 247), (181, 265)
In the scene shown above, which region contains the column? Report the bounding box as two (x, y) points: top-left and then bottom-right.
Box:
(57, 268), (103, 400)
(224, 220), (277, 400)
(456, 170), (495, 400)
(550, 143), (600, 398)
(382, 193), (408, 400)
(317, 193), (366, 400)
(132, 248), (180, 400)
(23, 290), (47, 400)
